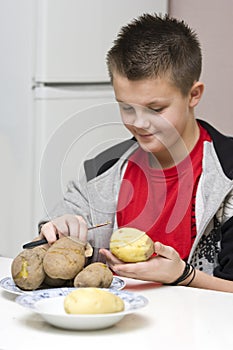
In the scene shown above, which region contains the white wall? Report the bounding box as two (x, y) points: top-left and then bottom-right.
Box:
(0, 0), (35, 257)
(169, 0), (233, 135)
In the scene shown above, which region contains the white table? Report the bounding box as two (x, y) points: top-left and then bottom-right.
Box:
(0, 256), (233, 350)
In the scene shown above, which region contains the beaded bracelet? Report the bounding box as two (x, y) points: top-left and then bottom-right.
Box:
(164, 262), (195, 286)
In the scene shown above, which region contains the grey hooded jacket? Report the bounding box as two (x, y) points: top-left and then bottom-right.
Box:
(41, 120), (233, 280)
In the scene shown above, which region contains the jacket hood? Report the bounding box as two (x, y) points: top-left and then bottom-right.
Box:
(198, 119), (233, 180)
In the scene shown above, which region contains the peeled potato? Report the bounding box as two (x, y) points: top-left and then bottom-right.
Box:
(74, 262), (113, 288)
(11, 245), (48, 290)
(64, 287), (124, 314)
(110, 227), (154, 262)
(43, 237), (85, 280)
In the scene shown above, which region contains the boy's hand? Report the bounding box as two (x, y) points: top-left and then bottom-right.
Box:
(40, 214), (88, 245)
(100, 242), (185, 284)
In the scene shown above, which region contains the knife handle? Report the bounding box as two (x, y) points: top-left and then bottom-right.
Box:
(22, 238), (48, 249)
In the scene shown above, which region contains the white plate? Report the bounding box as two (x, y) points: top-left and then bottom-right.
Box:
(16, 288), (148, 330)
(0, 276), (125, 295)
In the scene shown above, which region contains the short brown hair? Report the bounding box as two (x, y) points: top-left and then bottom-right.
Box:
(106, 13), (202, 95)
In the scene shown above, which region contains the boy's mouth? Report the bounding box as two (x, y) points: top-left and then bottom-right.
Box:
(138, 133), (153, 138)
(136, 131), (159, 138)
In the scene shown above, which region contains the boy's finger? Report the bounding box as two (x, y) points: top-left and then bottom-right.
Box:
(99, 248), (123, 264)
(154, 241), (178, 260)
(40, 222), (58, 244)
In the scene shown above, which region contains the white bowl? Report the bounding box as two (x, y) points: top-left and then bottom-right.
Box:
(16, 288), (148, 330)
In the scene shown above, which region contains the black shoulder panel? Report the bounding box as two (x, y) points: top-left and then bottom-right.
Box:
(198, 119), (233, 179)
(84, 137), (137, 181)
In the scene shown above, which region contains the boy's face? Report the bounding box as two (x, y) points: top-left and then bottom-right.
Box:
(112, 73), (201, 166)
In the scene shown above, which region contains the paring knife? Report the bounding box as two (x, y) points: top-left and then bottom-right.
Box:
(22, 221), (111, 249)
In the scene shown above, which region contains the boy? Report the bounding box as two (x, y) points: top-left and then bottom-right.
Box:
(39, 14), (233, 292)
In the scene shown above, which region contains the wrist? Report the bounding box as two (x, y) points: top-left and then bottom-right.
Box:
(178, 264), (196, 286)
(164, 262), (196, 286)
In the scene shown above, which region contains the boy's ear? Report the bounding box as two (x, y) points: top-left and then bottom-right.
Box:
(189, 81), (204, 107)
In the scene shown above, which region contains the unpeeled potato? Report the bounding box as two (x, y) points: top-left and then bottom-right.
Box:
(43, 274), (67, 288)
(74, 262), (113, 288)
(110, 227), (154, 262)
(43, 236), (85, 280)
(11, 244), (48, 290)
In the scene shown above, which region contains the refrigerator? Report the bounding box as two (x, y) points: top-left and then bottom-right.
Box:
(0, 0), (168, 257)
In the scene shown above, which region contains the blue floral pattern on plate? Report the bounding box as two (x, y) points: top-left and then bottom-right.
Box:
(0, 276), (125, 295)
(16, 288), (148, 310)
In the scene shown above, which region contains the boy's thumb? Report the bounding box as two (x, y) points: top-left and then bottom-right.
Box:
(154, 241), (174, 260)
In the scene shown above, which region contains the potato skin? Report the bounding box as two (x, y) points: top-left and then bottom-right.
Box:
(43, 274), (67, 288)
(74, 262), (113, 288)
(43, 237), (85, 280)
(11, 245), (48, 291)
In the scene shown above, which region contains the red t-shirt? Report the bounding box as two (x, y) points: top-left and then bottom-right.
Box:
(117, 124), (211, 260)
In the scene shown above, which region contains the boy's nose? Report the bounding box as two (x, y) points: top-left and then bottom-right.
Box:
(131, 110), (150, 130)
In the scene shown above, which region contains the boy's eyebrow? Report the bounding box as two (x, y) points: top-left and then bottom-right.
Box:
(115, 98), (168, 105)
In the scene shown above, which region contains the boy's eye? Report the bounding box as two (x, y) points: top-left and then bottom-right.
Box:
(150, 107), (163, 113)
(118, 102), (164, 114)
(119, 103), (135, 112)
